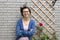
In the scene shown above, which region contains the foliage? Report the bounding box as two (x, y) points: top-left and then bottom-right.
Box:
(32, 22), (58, 40)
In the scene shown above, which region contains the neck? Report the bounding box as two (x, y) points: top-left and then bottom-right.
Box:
(23, 17), (30, 21)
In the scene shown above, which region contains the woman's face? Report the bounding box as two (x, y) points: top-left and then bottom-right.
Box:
(23, 8), (30, 18)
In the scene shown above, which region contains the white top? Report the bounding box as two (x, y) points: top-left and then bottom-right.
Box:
(19, 25), (29, 40)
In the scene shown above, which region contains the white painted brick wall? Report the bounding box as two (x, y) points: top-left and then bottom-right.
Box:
(55, 0), (60, 40)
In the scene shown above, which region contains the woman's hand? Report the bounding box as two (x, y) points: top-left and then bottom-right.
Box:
(30, 29), (33, 32)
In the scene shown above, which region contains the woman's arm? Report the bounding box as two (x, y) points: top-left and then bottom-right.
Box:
(16, 20), (23, 37)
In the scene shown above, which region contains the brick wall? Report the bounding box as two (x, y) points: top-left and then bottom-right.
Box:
(55, 0), (60, 40)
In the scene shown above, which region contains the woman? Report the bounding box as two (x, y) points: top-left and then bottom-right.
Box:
(16, 6), (36, 40)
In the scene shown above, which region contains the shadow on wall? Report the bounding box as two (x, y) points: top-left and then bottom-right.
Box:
(52, 0), (57, 6)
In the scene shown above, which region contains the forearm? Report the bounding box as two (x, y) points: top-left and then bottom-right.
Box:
(23, 29), (35, 37)
(16, 30), (23, 36)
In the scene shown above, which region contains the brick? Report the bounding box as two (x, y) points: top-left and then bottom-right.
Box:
(0, 0), (7, 2)
(16, 0), (31, 2)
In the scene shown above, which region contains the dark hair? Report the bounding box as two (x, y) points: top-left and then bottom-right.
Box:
(20, 6), (31, 16)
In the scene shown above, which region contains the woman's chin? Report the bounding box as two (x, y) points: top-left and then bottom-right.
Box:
(24, 16), (30, 18)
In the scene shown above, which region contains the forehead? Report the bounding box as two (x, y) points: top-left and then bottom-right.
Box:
(23, 8), (29, 11)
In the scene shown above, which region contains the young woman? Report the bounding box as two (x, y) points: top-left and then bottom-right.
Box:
(16, 6), (35, 40)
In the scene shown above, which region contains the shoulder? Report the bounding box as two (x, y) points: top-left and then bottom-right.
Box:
(17, 18), (22, 23)
(30, 18), (35, 23)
